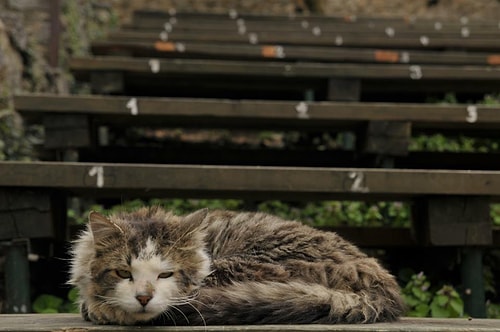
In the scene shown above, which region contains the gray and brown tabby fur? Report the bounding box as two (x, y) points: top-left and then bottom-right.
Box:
(69, 207), (405, 325)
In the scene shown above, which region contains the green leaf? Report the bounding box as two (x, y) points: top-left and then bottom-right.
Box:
(449, 299), (464, 316)
(434, 295), (449, 306)
(33, 294), (64, 313)
(430, 302), (450, 318)
(67, 288), (79, 302)
(413, 303), (430, 317)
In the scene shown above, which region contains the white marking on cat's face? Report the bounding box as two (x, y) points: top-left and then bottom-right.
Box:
(113, 237), (179, 321)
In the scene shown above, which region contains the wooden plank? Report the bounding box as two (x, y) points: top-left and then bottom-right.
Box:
(132, 9), (500, 31)
(360, 121), (411, 156)
(91, 40), (500, 66)
(125, 20), (500, 38)
(0, 189), (54, 240)
(68, 56), (500, 80)
(416, 197), (492, 246)
(107, 29), (500, 51)
(14, 94), (500, 133)
(3, 161), (500, 200)
(43, 114), (91, 149)
(1, 314), (500, 331)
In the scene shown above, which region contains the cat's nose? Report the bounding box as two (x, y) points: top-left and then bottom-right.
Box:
(136, 294), (152, 306)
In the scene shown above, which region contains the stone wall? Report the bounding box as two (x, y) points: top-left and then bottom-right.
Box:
(0, 0), (50, 98)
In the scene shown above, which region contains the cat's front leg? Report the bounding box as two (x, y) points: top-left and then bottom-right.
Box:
(83, 301), (121, 325)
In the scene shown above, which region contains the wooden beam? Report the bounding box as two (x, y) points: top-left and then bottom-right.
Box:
(91, 40), (500, 65)
(1, 314), (500, 331)
(131, 10), (500, 32)
(3, 161), (500, 200)
(360, 121), (411, 156)
(415, 196), (492, 246)
(43, 114), (91, 149)
(0, 189), (54, 240)
(14, 94), (500, 133)
(69, 57), (500, 80)
(107, 29), (500, 51)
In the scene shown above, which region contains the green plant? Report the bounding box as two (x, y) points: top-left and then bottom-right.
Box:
(33, 288), (79, 314)
(429, 285), (463, 318)
(402, 272), (464, 318)
(487, 302), (500, 318)
(402, 272), (433, 317)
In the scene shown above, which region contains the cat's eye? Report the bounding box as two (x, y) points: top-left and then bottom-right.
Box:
(158, 271), (174, 279)
(115, 269), (132, 279)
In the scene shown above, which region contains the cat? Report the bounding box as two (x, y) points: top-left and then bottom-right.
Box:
(69, 206), (405, 325)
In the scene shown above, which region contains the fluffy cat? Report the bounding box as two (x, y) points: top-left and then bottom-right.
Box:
(69, 207), (404, 325)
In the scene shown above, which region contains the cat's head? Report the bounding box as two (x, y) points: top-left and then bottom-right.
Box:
(81, 207), (211, 323)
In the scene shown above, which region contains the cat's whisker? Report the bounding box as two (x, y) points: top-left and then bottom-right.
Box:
(169, 305), (190, 325)
(157, 310), (176, 326)
(184, 301), (207, 328)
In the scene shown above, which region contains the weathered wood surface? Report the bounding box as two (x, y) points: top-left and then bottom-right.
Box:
(131, 9), (500, 33)
(1, 314), (500, 332)
(91, 40), (500, 65)
(107, 29), (500, 51)
(125, 20), (500, 38)
(69, 56), (500, 80)
(0, 189), (53, 240)
(15, 94), (500, 132)
(3, 161), (500, 200)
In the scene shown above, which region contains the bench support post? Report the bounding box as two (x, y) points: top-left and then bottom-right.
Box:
(327, 78), (361, 101)
(461, 248), (486, 318)
(4, 240), (31, 313)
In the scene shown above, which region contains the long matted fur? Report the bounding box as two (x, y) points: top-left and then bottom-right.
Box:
(69, 207), (405, 325)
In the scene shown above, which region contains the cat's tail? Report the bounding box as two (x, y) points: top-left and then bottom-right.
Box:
(178, 280), (404, 325)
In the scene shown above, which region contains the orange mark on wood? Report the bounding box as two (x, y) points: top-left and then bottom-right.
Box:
(154, 41), (176, 52)
(374, 50), (400, 63)
(261, 46), (278, 58)
(487, 55), (500, 65)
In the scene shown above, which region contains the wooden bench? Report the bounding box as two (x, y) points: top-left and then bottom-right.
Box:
(80, 10), (500, 102)
(106, 29), (500, 51)
(5, 8), (500, 321)
(91, 39), (500, 66)
(1, 160), (498, 249)
(69, 56), (500, 101)
(1, 314), (499, 331)
(120, 10), (500, 52)
(0, 160), (498, 313)
(14, 93), (500, 161)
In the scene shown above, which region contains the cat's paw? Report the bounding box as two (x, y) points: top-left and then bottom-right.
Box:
(85, 305), (117, 325)
(80, 302), (91, 322)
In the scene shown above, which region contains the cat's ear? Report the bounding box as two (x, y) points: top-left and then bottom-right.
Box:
(183, 208), (209, 228)
(88, 211), (124, 243)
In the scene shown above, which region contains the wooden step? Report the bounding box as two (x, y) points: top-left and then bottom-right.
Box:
(1, 314), (500, 331)
(2, 161), (500, 200)
(15, 94), (500, 132)
(107, 29), (500, 51)
(69, 56), (500, 80)
(69, 57), (500, 100)
(15, 93), (500, 158)
(125, 19), (500, 38)
(91, 39), (500, 66)
(132, 9), (500, 34)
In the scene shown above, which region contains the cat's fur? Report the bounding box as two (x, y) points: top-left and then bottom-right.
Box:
(69, 207), (405, 325)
